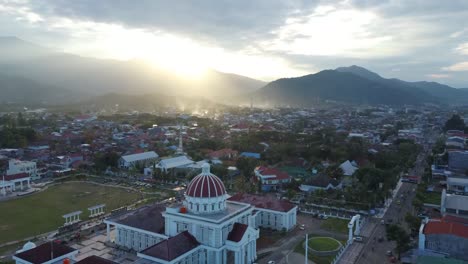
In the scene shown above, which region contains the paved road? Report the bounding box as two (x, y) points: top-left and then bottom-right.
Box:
(256, 214), (347, 264)
(355, 149), (429, 264)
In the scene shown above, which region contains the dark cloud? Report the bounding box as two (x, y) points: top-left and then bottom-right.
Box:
(26, 0), (319, 49)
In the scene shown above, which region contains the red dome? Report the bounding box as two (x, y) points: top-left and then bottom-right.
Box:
(186, 173), (226, 198)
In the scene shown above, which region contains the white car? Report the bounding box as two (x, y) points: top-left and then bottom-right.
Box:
(267, 261), (276, 264)
(353, 236), (363, 242)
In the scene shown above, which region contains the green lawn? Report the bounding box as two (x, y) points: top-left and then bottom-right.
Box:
(0, 182), (148, 244)
(423, 192), (442, 205)
(308, 237), (341, 251)
(294, 237), (337, 264)
(320, 218), (349, 234)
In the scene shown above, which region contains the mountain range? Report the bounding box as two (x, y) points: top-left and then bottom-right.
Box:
(253, 65), (468, 106)
(0, 37), (264, 104)
(1, 37), (468, 107)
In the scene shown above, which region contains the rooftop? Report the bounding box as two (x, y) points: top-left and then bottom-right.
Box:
(227, 223), (248, 242)
(14, 242), (77, 264)
(228, 193), (296, 212)
(139, 231), (200, 261)
(107, 203), (165, 235)
(424, 221), (468, 238)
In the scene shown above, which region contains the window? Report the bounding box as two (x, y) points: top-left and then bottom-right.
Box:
(212, 204), (215, 211)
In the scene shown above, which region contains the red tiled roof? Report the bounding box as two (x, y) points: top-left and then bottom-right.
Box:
(4, 173), (29, 181)
(255, 166), (290, 180)
(227, 223), (248, 242)
(424, 221), (468, 238)
(14, 242), (76, 264)
(207, 149), (238, 159)
(442, 215), (468, 225)
(140, 231), (200, 261)
(228, 193), (296, 212)
(186, 174), (226, 198)
(76, 256), (117, 264)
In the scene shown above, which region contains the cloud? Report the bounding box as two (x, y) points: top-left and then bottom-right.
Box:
(442, 62), (468, 72)
(1, 0), (468, 86)
(455, 43), (468, 55)
(426, 74), (451, 79)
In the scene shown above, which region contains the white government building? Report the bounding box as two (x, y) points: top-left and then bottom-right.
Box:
(104, 163), (297, 264)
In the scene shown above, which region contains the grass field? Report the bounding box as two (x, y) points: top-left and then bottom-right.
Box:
(0, 182), (148, 244)
(320, 218), (349, 234)
(294, 235), (345, 264)
(308, 237), (341, 251)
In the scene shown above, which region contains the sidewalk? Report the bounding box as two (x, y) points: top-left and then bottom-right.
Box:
(374, 179), (403, 219)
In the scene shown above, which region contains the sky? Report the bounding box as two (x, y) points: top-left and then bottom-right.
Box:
(1, 0), (468, 87)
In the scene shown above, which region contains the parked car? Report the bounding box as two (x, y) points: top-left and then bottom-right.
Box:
(353, 236), (363, 242)
(386, 250), (393, 256)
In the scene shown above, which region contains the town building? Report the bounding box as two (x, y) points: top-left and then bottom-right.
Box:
(254, 166), (291, 192)
(418, 217), (468, 261)
(118, 151), (159, 169)
(104, 163), (297, 264)
(448, 150), (468, 172)
(13, 241), (78, 264)
(6, 159), (38, 180)
(156, 155), (194, 174)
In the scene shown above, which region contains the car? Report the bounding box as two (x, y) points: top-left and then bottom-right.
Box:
(267, 261), (276, 264)
(300, 224), (305, 227)
(353, 236), (363, 242)
(377, 237), (384, 243)
(389, 256), (397, 263)
(396, 200), (401, 205)
(322, 215), (329, 220)
(380, 219), (385, 225)
(386, 250), (393, 256)
(299, 226), (305, 230)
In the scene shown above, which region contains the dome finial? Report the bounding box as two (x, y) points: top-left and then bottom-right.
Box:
(202, 163), (210, 174)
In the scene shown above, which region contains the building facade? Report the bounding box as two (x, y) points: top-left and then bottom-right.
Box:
(6, 159), (38, 180)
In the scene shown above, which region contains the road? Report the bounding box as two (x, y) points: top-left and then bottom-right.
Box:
(256, 214), (348, 264)
(354, 147), (430, 264)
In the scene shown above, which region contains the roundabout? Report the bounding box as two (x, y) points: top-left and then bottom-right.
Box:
(304, 236), (343, 256)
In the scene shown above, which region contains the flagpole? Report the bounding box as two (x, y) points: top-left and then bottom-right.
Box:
(305, 233), (308, 264)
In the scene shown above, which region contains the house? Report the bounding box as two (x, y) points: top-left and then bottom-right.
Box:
(119, 151), (159, 169)
(207, 149), (238, 160)
(339, 160), (358, 176)
(254, 166), (291, 191)
(156, 155), (194, 173)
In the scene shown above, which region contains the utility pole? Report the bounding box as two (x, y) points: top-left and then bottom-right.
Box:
(305, 233), (308, 264)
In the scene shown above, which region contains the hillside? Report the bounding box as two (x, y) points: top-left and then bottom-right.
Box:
(336, 65), (468, 104)
(254, 70), (437, 106)
(0, 37), (265, 104)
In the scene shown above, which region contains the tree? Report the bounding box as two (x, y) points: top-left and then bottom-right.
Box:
(405, 213), (422, 234)
(386, 224), (411, 259)
(444, 114), (465, 131)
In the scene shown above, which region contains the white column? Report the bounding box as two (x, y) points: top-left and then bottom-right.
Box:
(106, 224), (110, 242)
(223, 249), (227, 263)
(27, 179), (30, 188)
(235, 251), (240, 264)
(348, 225), (353, 241)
